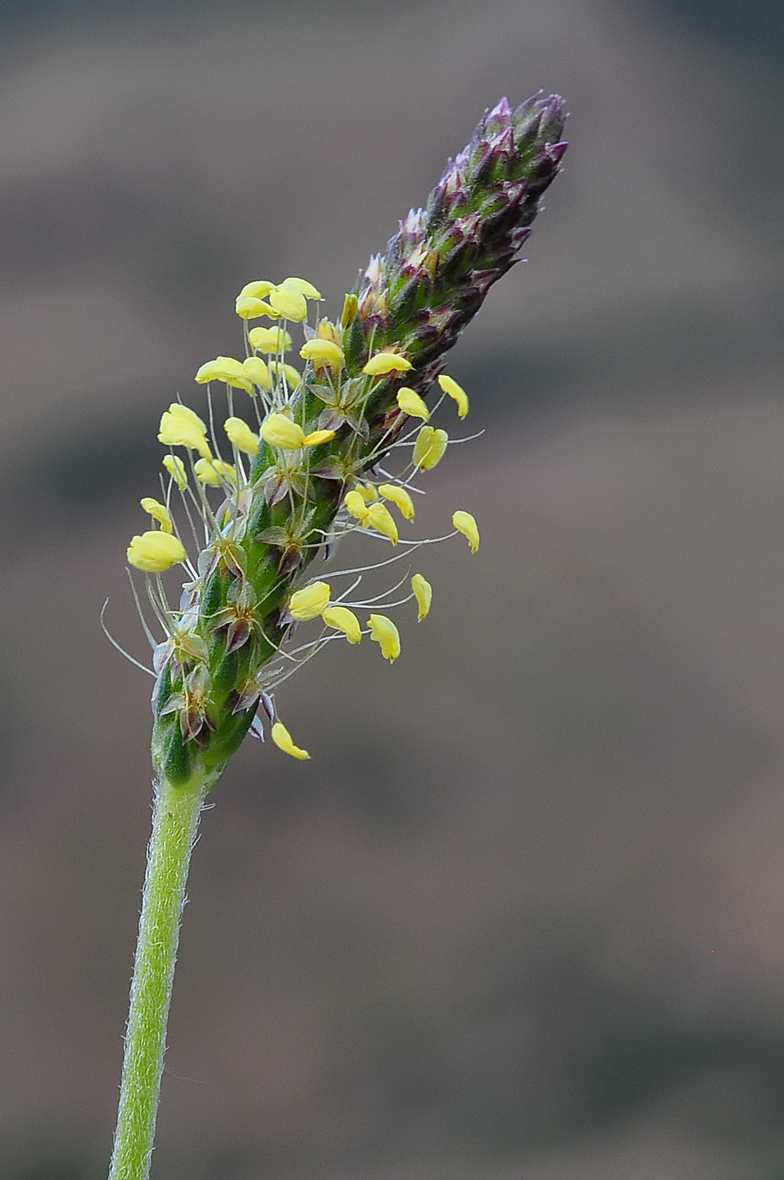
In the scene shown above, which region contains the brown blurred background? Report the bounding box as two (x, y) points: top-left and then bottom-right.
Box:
(2, 0), (784, 1176)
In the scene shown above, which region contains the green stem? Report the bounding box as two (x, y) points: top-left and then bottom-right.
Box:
(108, 768), (220, 1180)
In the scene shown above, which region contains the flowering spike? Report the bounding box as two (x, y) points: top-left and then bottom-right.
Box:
(129, 94), (564, 781)
(322, 605), (362, 644)
(453, 510), (480, 553)
(271, 721), (310, 760)
(411, 574), (432, 621)
(368, 614), (401, 662)
(127, 530), (187, 572)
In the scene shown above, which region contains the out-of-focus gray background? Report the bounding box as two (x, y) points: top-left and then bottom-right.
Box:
(2, 0), (784, 1176)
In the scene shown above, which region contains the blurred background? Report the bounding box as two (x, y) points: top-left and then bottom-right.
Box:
(1, 0), (784, 1176)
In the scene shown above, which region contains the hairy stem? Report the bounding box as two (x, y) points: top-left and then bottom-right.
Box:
(108, 768), (221, 1180)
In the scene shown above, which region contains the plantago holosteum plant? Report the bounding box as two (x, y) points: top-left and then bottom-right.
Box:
(108, 93), (567, 1180)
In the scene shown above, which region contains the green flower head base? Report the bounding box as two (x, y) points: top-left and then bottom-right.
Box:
(125, 93), (566, 784)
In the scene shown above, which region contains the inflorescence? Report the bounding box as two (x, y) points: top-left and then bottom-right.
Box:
(121, 93), (567, 785)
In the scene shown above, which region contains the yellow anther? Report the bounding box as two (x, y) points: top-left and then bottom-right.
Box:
(269, 360), (302, 388)
(412, 425), (448, 471)
(248, 326), (292, 353)
(315, 318), (341, 345)
(194, 457), (236, 486)
(344, 490), (369, 521)
(127, 530), (187, 572)
(244, 299), (281, 319)
(299, 338), (345, 368)
(237, 279), (275, 301)
(453, 510), (480, 553)
(289, 580), (331, 621)
(365, 501), (399, 544)
(363, 350), (413, 376)
(260, 414), (307, 450)
(368, 614), (401, 662)
(356, 482), (378, 502)
(158, 404), (212, 460)
(194, 356), (254, 394)
(242, 356), (273, 392)
(282, 276), (322, 300)
(269, 283), (308, 322)
(341, 292), (358, 328)
(194, 359), (222, 383)
(411, 573), (432, 621)
(396, 387), (430, 421)
(378, 483), (415, 521)
(224, 416), (259, 456)
(140, 497), (174, 534)
(271, 721), (310, 760)
(322, 605), (362, 645)
(438, 373), (469, 418)
(163, 454), (188, 491)
(236, 296), (275, 320)
(303, 429), (336, 448)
